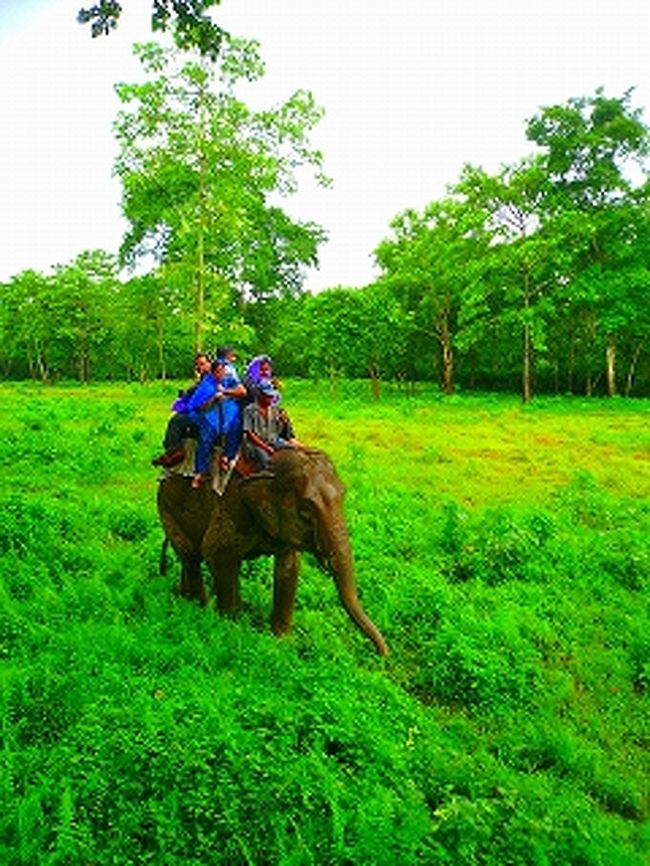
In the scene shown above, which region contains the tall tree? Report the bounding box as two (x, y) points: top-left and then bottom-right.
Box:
(526, 89), (650, 395)
(455, 159), (559, 402)
(52, 250), (120, 383)
(1, 270), (55, 381)
(375, 196), (488, 395)
(548, 193), (650, 396)
(114, 38), (327, 352)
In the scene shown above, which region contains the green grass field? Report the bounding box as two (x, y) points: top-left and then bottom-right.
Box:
(1, 381), (648, 864)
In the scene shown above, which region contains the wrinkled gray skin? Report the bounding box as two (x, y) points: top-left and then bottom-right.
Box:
(157, 448), (389, 656)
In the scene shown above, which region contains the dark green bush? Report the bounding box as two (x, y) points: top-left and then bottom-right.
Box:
(108, 506), (151, 542)
(439, 503), (558, 585)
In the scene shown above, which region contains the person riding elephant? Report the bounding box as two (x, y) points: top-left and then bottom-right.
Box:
(157, 447), (389, 656)
(242, 381), (302, 471)
(186, 357), (246, 488)
(243, 353), (275, 406)
(151, 352), (212, 469)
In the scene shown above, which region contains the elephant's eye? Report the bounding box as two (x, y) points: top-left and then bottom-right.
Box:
(298, 502), (313, 520)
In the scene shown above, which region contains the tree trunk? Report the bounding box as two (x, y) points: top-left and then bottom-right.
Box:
(625, 340), (644, 397)
(522, 267), (533, 404)
(566, 324), (575, 394)
(368, 361), (380, 400)
(584, 309), (598, 397)
(605, 335), (617, 397)
(36, 354), (49, 384)
(78, 330), (91, 384)
(156, 320), (167, 381)
(195, 149), (207, 354)
(194, 78), (209, 354)
(437, 305), (455, 395)
(440, 331), (454, 395)
(33, 338), (48, 383)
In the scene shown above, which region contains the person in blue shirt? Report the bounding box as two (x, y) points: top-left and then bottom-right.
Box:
(215, 345), (245, 388)
(214, 346), (246, 467)
(151, 352), (211, 468)
(188, 356), (246, 488)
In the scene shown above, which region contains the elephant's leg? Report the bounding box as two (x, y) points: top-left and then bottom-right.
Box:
(177, 555), (207, 605)
(271, 550), (299, 636)
(207, 550), (242, 615)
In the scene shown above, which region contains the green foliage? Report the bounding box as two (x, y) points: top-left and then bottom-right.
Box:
(78, 1), (226, 59)
(0, 383), (648, 864)
(526, 88), (649, 206)
(258, 286), (411, 393)
(375, 196), (491, 393)
(371, 88), (650, 399)
(2, 89), (648, 394)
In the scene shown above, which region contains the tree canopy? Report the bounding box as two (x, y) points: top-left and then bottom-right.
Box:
(371, 89), (650, 401)
(113, 36), (328, 352)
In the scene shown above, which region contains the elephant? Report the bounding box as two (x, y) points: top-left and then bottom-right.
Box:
(157, 447), (389, 656)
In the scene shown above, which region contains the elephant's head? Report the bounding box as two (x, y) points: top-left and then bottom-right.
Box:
(240, 448), (389, 656)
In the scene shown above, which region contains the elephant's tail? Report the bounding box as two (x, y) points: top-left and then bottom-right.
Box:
(159, 537), (170, 576)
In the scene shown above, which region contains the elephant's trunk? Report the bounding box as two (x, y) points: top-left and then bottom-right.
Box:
(318, 518), (389, 656)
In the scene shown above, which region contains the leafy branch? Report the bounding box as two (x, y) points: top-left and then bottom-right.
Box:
(77, 1), (227, 58)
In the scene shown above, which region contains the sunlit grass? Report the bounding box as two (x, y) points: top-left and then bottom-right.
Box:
(285, 384), (649, 506)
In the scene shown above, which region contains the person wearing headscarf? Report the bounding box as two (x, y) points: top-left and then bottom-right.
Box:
(243, 354), (275, 405)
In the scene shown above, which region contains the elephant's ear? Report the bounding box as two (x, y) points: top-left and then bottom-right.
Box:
(240, 475), (282, 538)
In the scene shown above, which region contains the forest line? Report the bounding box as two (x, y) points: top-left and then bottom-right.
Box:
(1, 35), (648, 399)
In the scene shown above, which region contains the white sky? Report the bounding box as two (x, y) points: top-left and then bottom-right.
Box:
(0, 0), (648, 290)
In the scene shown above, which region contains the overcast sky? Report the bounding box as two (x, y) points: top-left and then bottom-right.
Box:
(1, 0), (648, 290)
